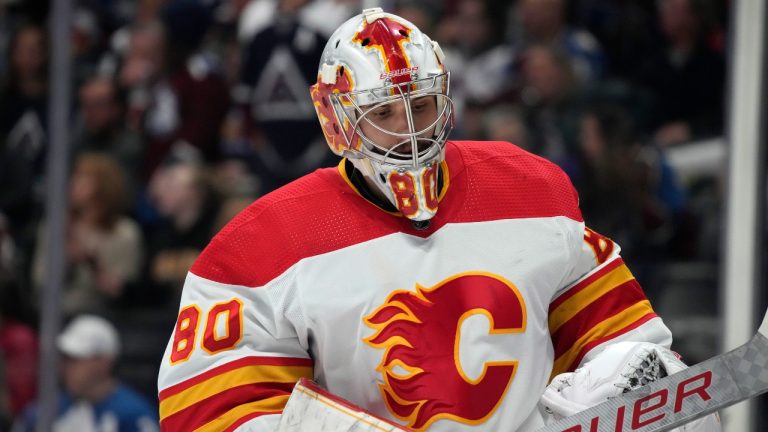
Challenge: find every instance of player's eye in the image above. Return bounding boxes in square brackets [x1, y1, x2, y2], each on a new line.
[370, 107, 391, 119]
[411, 98, 430, 113]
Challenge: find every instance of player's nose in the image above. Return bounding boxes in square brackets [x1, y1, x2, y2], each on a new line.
[391, 107, 410, 133]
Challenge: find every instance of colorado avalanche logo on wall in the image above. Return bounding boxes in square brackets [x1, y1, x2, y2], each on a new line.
[363, 272, 527, 430]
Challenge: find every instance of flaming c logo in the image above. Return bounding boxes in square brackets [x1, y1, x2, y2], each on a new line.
[364, 272, 527, 430]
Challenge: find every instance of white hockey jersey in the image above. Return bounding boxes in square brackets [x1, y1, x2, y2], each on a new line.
[157, 140, 672, 431]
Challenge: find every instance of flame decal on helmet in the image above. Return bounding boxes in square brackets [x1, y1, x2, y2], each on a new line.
[354, 17, 413, 85]
[363, 273, 527, 430]
[310, 66, 361, 154]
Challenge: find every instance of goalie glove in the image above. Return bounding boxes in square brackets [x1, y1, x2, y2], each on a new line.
[540, 342, 721, 431]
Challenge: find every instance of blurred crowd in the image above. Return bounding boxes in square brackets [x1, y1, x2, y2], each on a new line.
[0, 0, 728, 429]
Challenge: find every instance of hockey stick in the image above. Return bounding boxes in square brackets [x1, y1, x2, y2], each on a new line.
[537, 307, 768, 432]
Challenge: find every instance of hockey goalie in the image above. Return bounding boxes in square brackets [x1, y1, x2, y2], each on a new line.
[157, 7, 721, 432]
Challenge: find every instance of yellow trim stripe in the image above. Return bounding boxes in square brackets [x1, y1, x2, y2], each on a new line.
[160, 364, 312, 419]
[192, 394, 290, 432]
[437, 160, 450, 201]
[551, 300, 654, 377]
[548, 264, 635, 333]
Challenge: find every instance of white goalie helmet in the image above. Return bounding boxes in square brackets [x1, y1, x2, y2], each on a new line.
[310, 7, 454, 221]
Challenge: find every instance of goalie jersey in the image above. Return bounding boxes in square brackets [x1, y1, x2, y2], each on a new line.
[157, 140, 672, 431]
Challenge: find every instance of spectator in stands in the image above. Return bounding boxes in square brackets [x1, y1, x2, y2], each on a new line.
[234, 0, 335, 194]
[0, 307, 37, 427]
[0, 23, 47, 138]
[570, 0, 658, 79]
[32, 154, 144, 317]
[482, 105, 531, 150]
[433, 0, 514, 139]
[117, 21, 166, 135]
[575, 102, 688, 265]
[1, 209, 37, 422]
[516, 44, 584, 174]
[12, 315, 158, 432]
[511, 0, 605, 83]
[633, 0, 725, 145]
[74, 76, 144, 198]
[145, 150, 221, 305]
[160, 0, 228, 162]
[243, 0, 357, 40]
[71, 7, 110, 86]
[1, 212, 36, 418]
[394, 1, 438, 36]
[119, 18, 229, 180]
[0, 23, 48, 238]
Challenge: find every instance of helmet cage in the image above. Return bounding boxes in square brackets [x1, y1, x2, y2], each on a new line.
[331, 72, 453, 170]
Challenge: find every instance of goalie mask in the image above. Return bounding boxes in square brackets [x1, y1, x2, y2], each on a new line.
[310, 8, 454, 221]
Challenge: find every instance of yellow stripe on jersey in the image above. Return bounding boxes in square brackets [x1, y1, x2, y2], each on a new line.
[159, 364, 312, 420]
[550, 300, 654, 377]
[548, 264, 635, 333]
[192, 394, 290, 432]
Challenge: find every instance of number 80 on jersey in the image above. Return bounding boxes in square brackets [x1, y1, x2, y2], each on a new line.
[169, 298, 244, 364]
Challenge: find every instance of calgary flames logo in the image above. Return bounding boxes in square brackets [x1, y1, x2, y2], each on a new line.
[364, 272, 527, 430]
